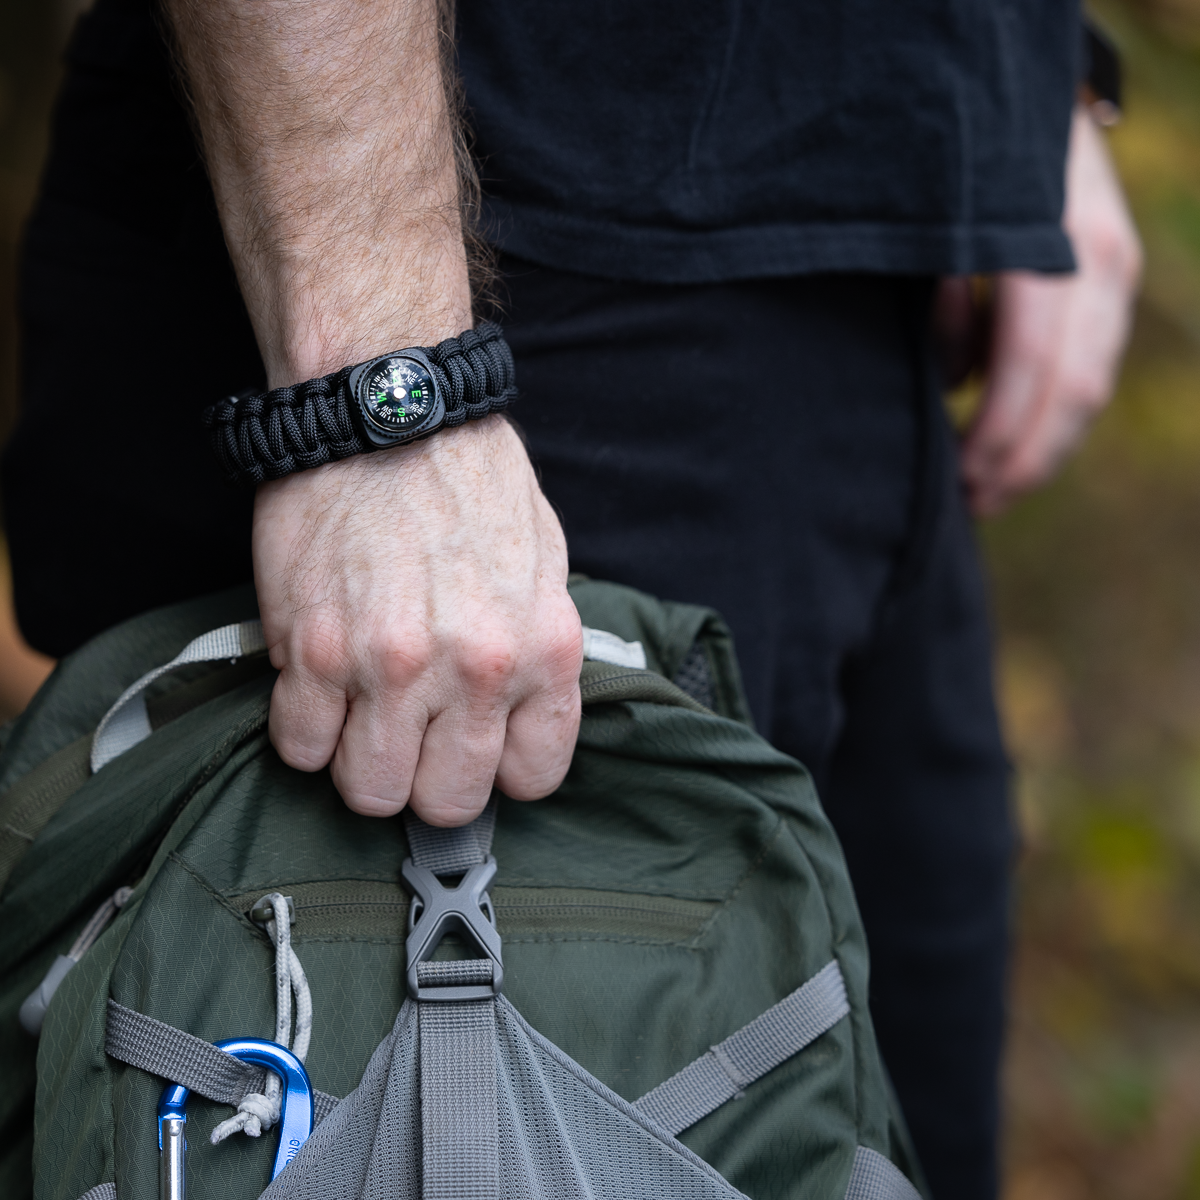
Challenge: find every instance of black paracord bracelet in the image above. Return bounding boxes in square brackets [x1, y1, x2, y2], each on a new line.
[201, 321, 517, 486]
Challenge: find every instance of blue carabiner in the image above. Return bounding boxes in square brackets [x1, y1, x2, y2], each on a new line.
[158, 1037, 314, 1197]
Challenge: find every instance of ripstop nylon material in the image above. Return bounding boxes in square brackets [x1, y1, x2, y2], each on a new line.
[633, 959, 849, 1135]
[90, 620, 265, 771]
[104, 952, 851, 1179]
[0, 732, 91, 894]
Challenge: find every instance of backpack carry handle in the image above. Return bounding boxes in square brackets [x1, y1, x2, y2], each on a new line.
[157, 1037, 314, 1198]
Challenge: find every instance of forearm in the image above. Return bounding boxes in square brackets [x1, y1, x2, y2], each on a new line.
[163, 0, 471, 386]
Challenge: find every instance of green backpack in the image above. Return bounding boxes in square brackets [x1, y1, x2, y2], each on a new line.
[0, 577, 925, 1200]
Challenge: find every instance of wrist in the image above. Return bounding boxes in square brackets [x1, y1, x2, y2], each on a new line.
[253, 238, 472, 388]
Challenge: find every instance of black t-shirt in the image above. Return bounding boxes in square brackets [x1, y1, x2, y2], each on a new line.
[458, 0, 1080, 282]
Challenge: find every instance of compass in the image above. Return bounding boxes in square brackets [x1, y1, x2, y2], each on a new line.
[359, 356, 438, 434]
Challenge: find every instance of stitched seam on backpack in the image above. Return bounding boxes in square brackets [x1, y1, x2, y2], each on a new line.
[117, 701, 272, 921]
[166, 853, 280, 945]
[683, 814, 786, 950]
[778, 813, 865, 1138]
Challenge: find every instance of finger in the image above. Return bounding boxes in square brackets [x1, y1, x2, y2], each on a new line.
[960, 272, 1069, 512]
[269, 663, 349, 773]
[973, 252, 1131, 513]
[982, 324, 1111, 512]
[330, 685, 426, 817]
[494, 607, 583, 801]
[992, 387, 1095, 506]
[494, 679, 581, 802]
[407, 701, 511, 827]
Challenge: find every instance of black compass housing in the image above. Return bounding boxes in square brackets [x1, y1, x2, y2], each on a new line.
[349, 350, 446, 447]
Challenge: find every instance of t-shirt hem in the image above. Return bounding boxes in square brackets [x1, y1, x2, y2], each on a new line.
[481, 199, 1075, 283]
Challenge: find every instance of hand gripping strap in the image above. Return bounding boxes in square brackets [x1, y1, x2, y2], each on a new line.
[403, 799, 496, 877]
[203, 323, 517, 485]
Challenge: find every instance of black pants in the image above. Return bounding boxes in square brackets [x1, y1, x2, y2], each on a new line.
[5, 1, 1013, 1195]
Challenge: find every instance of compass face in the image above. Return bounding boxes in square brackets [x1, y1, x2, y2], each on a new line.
[361, 357, 437, 434]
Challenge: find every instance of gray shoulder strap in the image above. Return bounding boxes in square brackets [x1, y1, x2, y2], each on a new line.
[633, 959, 849, 1136]
[844, 1146, 924, 1200]
[91, 620, 266, 771]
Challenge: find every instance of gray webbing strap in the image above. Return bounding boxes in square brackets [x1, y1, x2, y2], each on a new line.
[418, 980, 500, 1199]
[91, 620, 266, 771]
[406, 812, 501, 1200]
[404, 798, 496, 875]
[76, 1185, 116, 1200]
[633, 959, 849, 1136]
[580, 625, 646, 669]
[844, 1146, 923, 1200]
[105, 999, 340, 1125]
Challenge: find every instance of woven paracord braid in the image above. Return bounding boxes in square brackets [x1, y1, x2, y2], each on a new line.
[201, 321, 517, 485]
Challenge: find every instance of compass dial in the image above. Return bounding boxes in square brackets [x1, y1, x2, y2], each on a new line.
[361, 357, 437, 434]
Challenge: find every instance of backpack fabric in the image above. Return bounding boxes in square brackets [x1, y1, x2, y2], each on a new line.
[0, 577, 925, 1200]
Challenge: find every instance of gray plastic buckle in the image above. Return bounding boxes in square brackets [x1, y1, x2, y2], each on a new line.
[402, 855, 504, 1001]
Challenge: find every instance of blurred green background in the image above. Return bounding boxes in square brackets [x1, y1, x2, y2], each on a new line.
[994, 4, 1200, 1197]
[3, 1, 1200, 1196]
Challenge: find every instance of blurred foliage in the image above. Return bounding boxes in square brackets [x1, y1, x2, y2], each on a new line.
[995, 4, 1200, 1197]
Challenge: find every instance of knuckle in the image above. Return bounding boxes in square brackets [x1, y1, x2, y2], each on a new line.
[498, 736, 575, 802]
[457, 635, 519, 698]
[1088, 219, 1143, 282]
[1086, 219, 1124, 262]
[1007, 457, 1053, 496]
[1009, 322, 1057, 365]
[373, 628, 435, 689]
[289, 616, 351, 682]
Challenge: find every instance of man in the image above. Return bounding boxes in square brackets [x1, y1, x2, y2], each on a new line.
[4, 0, 1140, 1193]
